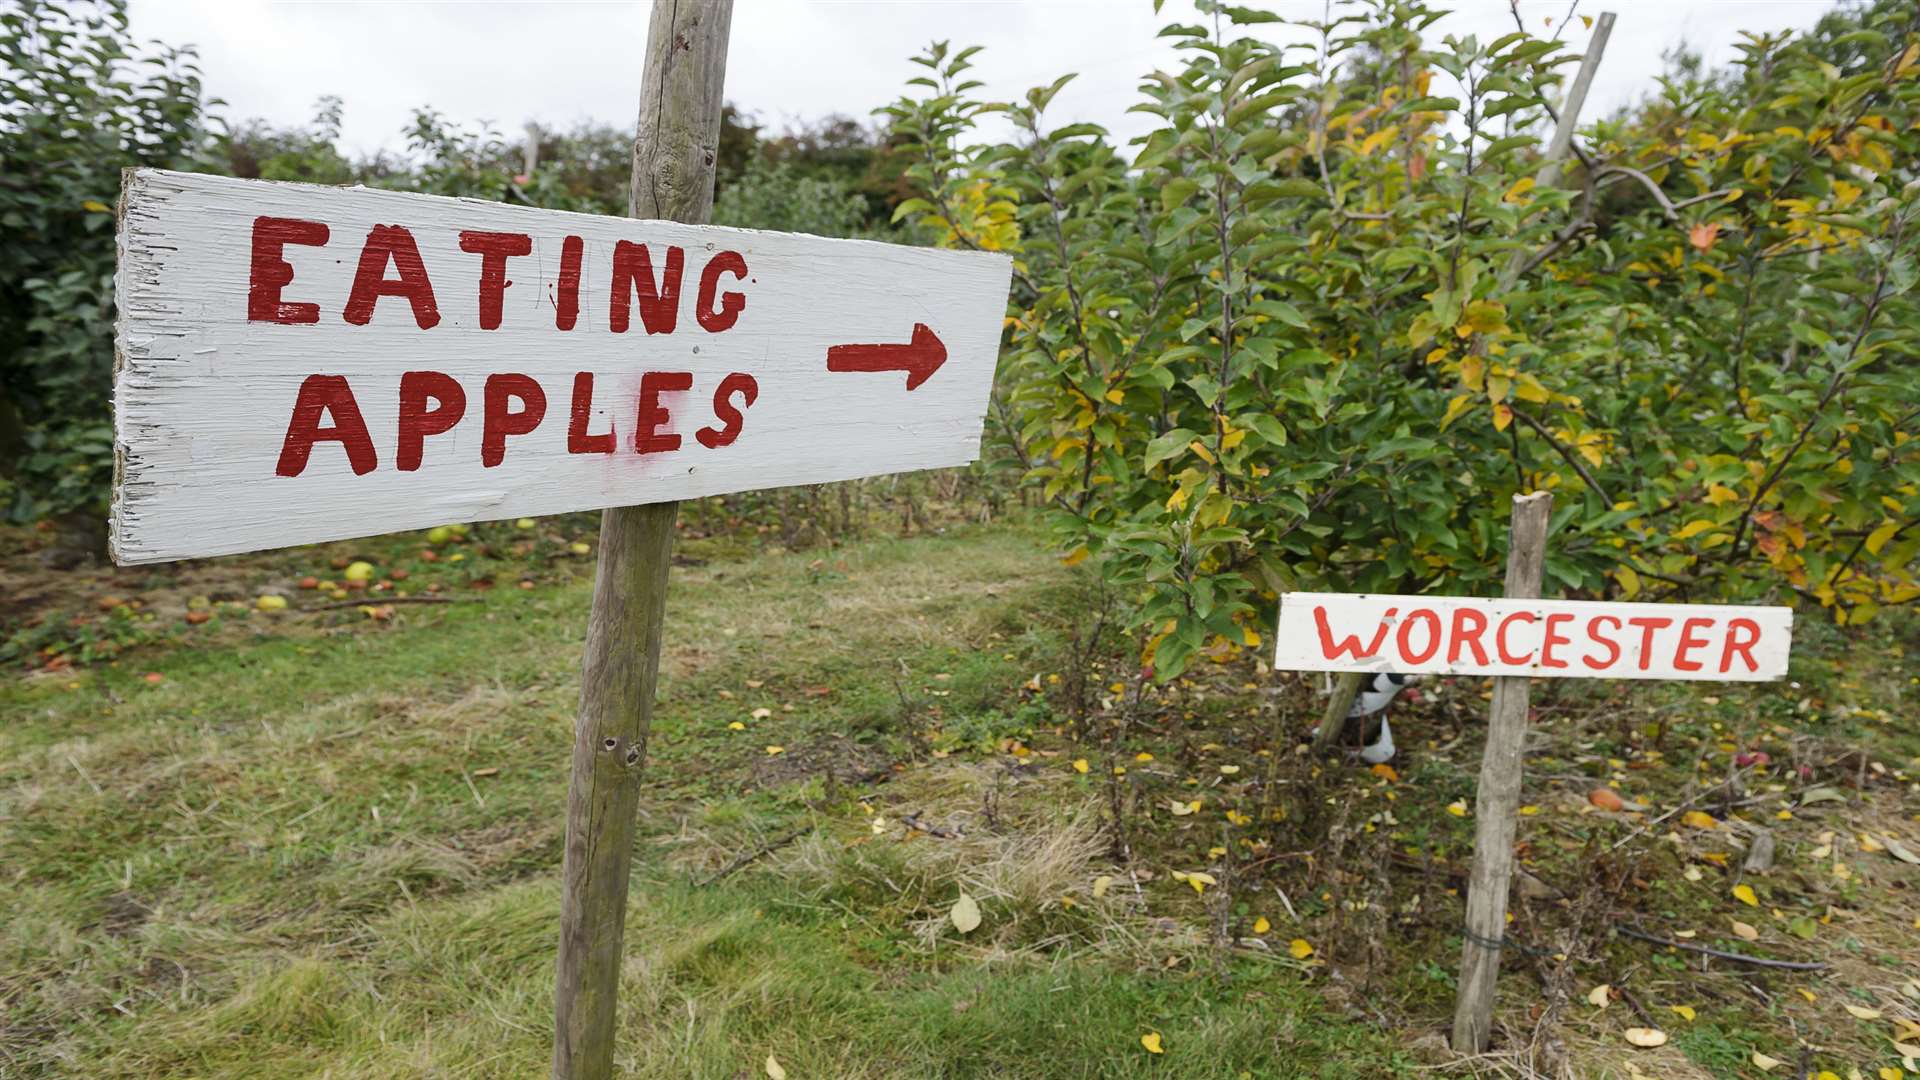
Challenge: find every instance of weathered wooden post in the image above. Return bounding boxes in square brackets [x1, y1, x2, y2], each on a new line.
[1450, 490, 1553, 1053]
[553, 2, 733, 1077]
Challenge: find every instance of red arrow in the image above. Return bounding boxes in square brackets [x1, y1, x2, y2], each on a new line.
[826, 323, 947, 391]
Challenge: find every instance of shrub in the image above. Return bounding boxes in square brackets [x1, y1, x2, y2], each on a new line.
[884, 2, 1920, 678]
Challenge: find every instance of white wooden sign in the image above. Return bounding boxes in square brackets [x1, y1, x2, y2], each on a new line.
[111, 170, 1012, 564]
[1275, 592, 1792, 681]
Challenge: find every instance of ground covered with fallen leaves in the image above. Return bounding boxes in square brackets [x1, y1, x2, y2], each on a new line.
[4, 511, 1917, 1078]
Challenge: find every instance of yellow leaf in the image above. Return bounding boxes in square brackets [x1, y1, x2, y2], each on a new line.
[1797, 988, 1817, 1003]
[1441, 393, 1475, 431]
[1753, 1052, 1784, 1072]
[1447, 800, 1469, 817]
[1587, 984, 1612, 1008]
[1288, 938, 1315, 960]
[1370, 763, 1401, 783]
[1504, 177, 1536, 203]
[1185, 871, 1217, 895]
[1674, 519, 1717, 541]
[1492, 404, 1513, 432]
[1463, 300, 1508, 336]
[1092, 875, 1113, 898]
[950, 891, 982, 934]
[1706, 483, 1741, 505]
[1682, 810, 1719, 830]
[1733, 884, 1759, 907]
[1624, 1028, 1668, 1048]
[1359, 124, 1401, 156]
[727, 721, 745, 730]
[1617, 566, 1642, 598]
[1141, 1032, 1164, 1054]
[1166, 487, 1190, 513]
[1168, 799, 1194, 817]
[1219, 764, 1240, 775]
[1731, 920, 1759, 941]
[1061, 546, 1090, 567]
[1189, 439, 1216, 465]
[1460, 353, 1486, 392]
[1487, 372, 1512, 403]
[1253, 916, 1271, 934]
[1137, 751, 1155, 762]
[1866, 520, 1900, 555]
[1669, 1004, 1697, 1022]
[82, 199, 111, 213]
[1072, 758, 1089, 774]
[1879, 1068, 1903, 1080]
[1845, 1003, 1883, 1020]
[1514, 373, 1551, 403]
[764, 745, 784, 755]
[1105, 388, 1125, 405]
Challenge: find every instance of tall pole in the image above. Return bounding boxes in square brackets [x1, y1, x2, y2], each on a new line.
[553, 3, 733, 1077]
[1451, 490, 1554, 1053]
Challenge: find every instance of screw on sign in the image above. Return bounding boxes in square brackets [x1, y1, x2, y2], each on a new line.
[109, 4, 1010, 1076]
[1270, 491, 1794, 1053]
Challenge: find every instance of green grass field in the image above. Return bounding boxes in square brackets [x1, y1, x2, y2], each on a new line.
[5, 515, 1919, 1078]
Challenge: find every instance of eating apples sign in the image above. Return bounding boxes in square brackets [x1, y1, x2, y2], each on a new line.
[111, 170, 1012, 564]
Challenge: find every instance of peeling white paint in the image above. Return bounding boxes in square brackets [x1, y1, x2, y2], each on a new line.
[113, 170, 1012, 564]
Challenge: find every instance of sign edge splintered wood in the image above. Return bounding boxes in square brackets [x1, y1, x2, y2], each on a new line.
[111, 168, 1013, 565]
[1274, 590, 1793, 682]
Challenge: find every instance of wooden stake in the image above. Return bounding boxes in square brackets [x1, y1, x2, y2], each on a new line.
[553, 3, 733, 1077]
[1531, 12, 1615, 194]
[1311, 671, 1366, 755]
[1450, 490, 1553, 1053]
[1500, 12, 1615, 288]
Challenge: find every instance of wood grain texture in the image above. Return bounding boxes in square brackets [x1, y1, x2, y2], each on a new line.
[1309, 671, 1366, 756]
[554, 3, 729, 1078]
[112, 162, 1009, 566]
[554, 500, 677, 1080]
[1451, 490, 1552, 1054]
[1275, 592, 1791, 681]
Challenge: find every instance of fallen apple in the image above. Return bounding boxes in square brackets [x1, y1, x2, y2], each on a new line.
[426, 526, 454, 545]
[255, 594, 289, 612]
[343, 561, 374, 582]
[569, 541, 592, 555]
[1589, 787, 1626, 812]
[298, 576, 320, 590]
[185, 610, 212, 625]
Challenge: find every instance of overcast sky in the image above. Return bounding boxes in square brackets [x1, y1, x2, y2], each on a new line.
[127, 1, 1842, 160]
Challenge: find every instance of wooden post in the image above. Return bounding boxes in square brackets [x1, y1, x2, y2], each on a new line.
[553, 3, 733, 1078]
[1500, 12, 1615, 287]
[1451, 490, 1554, 1053]
[1311, 671, 1366, 755]
[1530, 12, 1614, 194]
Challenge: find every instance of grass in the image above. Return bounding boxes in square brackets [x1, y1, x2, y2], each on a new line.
[2, 519, 1415, 1077]
[5, 512, 1919, 1078]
